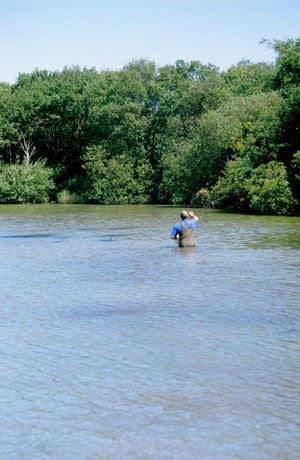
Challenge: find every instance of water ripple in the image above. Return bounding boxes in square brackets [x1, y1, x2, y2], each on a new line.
[0, 205, 299, 459]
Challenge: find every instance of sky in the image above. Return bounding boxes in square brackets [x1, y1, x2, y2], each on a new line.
[1, 0, 299, 84]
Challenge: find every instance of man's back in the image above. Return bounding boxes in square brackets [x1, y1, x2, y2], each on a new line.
[178, 219, 196, 247]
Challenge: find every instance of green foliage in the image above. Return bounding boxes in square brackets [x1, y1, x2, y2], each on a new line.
[0, 160, 54, 203]
[246, 161, 295, 214]
[270, 38, 300, 89]
[212, 160, 295, 215]
[212, 157, 253, 211]
[224, 60, 276, 96]
[82, 145, 153, 204]
[276, 85, 300, 165]
[158, 138, 191, 204]
[181, 91, 282, 201]
[0, 40, 298, 214]
[292, 151, 300, 181]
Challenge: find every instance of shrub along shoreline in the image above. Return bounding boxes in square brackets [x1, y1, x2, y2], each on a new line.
[0, 38, 299, 215]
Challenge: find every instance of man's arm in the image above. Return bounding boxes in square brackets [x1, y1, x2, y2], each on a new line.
[188, 211, 198, 221]
[170, 223, 180, 239]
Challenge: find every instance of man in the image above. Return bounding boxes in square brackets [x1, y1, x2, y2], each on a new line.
[170, 210, 198, 247]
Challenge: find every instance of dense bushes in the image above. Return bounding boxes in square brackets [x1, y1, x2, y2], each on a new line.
[211, 158, 253, 212]
[212, 160, 294, 214]
[246, 162, 295, 214]
[0, 161, 54, 203]
[82, 145, 153, 204]
[0, 38, 299, 214]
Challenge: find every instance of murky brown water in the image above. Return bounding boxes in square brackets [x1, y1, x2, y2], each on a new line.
[1, 204, 299, 459]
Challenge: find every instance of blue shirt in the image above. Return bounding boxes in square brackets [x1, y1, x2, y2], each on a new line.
[171, 218, 197, 238]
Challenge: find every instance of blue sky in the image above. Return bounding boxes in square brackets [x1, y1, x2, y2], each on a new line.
[1, 0, 299, 84]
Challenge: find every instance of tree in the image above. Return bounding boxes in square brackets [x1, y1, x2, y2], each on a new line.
[246, 161, 295, 214]
[0, 46, 298, 213]
[211, 157, 253, 212]
[224, 60, 275, 96]
[270, 38, 300, 89]
[268, 38, 300, 203]
[0, 160, 54, 203]
[82, 145, 153, 204]
[212, 160, 295, 215]
[181, 91, 281, 203]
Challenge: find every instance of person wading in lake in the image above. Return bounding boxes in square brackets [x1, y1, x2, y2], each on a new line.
[170, 210, 198, 247]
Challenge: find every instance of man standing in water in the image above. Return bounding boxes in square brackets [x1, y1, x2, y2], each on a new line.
[170, 210, 198, 247]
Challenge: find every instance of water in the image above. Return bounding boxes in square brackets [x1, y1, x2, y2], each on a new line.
[0, 204, 299, 460]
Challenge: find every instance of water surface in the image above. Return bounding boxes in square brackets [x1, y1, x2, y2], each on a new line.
[1, 205, 299, 459]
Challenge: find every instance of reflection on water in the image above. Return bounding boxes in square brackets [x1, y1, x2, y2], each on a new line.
[0, 204, 299, 459]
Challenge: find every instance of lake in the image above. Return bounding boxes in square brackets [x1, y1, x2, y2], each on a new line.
[0, 204, 299, 459]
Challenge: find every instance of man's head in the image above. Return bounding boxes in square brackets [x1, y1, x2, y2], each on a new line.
[180, 210, 188, 220]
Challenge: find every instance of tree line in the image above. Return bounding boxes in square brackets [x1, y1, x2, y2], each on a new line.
[0, 38, 299, 214]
